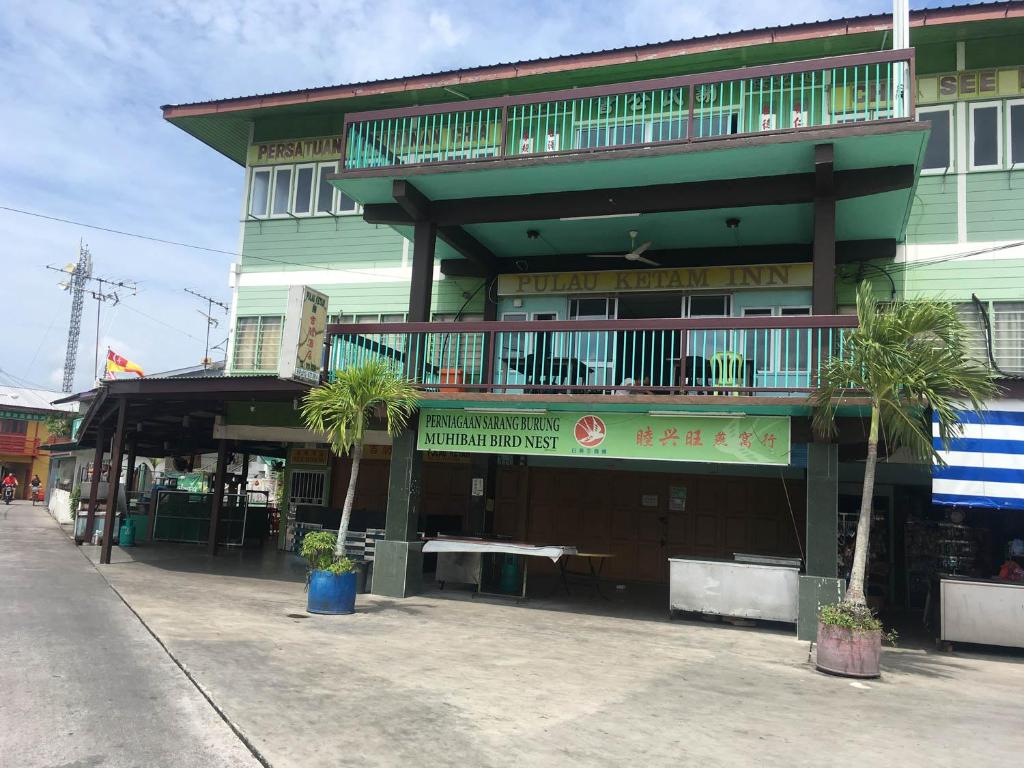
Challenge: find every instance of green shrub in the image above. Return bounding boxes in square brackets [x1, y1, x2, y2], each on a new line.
[819, 602, 898, 645]
[299, 530, 355, 575]
[69, 485, 81, 515]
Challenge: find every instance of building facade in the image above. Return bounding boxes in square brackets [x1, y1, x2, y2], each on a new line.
[160, 4, 1024, 637]
[0, 386, 76, 499]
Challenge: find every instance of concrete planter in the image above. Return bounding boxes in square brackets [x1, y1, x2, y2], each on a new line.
[815, 621, 881, 678]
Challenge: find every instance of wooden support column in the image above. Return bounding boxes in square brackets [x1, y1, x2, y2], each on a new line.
[207, 439, 230, 556]
[100, 399, 128, 565]
[79, 426, 106, 544]
[796, 440, 844, 640]
[408, 219, 437, 322]
[124, 435, 138, 496]
[812, 144, 836, 315]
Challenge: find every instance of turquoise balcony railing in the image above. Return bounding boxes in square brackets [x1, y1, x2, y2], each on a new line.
[342, 49, 913, 171]
[325, 315, 859, 396]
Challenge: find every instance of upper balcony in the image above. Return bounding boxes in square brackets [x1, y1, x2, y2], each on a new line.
[339, 49, 915, 175]
[325, 314, 860, 408]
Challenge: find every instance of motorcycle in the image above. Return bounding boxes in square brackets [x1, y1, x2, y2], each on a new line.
[31, 487, 41, 506]
[2, 486, 14, 505]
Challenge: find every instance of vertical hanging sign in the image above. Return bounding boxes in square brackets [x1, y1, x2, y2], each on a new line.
[278, 285, 328, 385]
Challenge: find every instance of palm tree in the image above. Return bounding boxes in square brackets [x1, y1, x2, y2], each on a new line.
[301, 360, 420, 557]
[812, 282, 997, 607]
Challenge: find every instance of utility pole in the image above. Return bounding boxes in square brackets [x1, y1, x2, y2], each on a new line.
[184, 289, 229, 368]
[49, 254, 138, 386]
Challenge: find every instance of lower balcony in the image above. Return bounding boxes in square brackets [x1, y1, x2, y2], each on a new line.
[325, 316, 858, 400]
[0, 434, 38, 455]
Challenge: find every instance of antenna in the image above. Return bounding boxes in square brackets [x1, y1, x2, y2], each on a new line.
[56, 242, 91, 393]
[48, 248, 138, 386]
[184, 288, 229, 368]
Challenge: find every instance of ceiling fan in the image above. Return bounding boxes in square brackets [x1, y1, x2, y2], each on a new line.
[587, 230, 658, 266]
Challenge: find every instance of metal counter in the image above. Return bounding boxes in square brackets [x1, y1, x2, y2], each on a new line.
[669, 556, 800, 623]
[940, 576, 1024, 649]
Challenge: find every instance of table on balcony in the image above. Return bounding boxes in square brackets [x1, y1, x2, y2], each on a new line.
[502, 354, 593, 391]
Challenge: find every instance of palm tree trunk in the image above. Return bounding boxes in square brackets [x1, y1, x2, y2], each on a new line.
[845, 404, 879, 607]
[335, 441, 362, 558]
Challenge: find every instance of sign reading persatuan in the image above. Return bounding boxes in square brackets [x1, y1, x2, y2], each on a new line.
[417, 409, 791, 465]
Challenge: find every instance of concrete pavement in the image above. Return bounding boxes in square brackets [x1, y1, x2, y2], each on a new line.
[87, 533, 1024, 768]
[0, 501, 261, 768]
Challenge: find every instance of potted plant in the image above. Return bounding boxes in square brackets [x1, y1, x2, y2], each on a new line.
[299, 359, 419, 611]
[811, 282, 996, 677]
[301, 530, 358, 614]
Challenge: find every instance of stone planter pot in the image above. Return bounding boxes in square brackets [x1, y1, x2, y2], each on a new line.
[815, 621, 881, 678]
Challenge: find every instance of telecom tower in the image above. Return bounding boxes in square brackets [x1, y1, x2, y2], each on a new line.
[60, 243, 92, 392]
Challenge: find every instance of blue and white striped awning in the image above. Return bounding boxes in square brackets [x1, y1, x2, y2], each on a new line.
[933, 400, 1024, 510]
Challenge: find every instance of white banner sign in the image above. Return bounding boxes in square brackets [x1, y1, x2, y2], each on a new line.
[278, 285, 328, 385]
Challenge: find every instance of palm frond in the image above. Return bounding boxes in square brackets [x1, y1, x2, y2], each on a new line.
[300, 359, 421, 457]
[814, 282, 997, 459]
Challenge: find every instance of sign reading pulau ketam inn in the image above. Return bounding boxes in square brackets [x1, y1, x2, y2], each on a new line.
[278, 285, 328, 385]
[417, 409, 791, 465]
[497, 263, 811, 296]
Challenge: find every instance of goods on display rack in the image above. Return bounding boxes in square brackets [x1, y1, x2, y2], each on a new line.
[904, 520, 988, 608]
[837, 494, 892, 607]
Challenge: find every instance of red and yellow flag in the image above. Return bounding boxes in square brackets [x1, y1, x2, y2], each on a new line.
[105, 349, 144, 378]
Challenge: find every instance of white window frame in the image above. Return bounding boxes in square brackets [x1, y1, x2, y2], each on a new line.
[248, 166, 272, 218]
[315, 161, 338, 216]
[918, 105, 954, 175]
[336, 189, 361, 216]
[269, 166, 294, 218]
[291, 163, 317, 217]
[1007, 98, 1024, 170]
[969, 100, 1003, 172]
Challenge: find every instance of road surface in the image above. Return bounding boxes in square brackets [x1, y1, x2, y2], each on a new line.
[0, 501, 261, 768]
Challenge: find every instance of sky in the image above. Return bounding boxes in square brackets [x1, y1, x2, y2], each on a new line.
[1, 0, 926, 393]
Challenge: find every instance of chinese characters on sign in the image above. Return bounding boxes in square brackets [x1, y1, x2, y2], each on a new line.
[278, 285, 328, 385]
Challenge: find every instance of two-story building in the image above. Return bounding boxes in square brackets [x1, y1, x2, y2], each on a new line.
[71, 3, 1024, 638]
[0, 386, 76, 500]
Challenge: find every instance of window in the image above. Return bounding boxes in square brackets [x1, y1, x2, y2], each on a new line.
[289, 469, 327, 505]
[918, 106, 953, 173]
[232, 315, 283, 371]
[316, 162, 336, 214]
[249, 168, 271, 217]
[293, 164, 315, 215]
[969, 102, 1002, 171]
[271, 167, 292, 216]
[687, 294, 730, 317]
[1008, 100, 1024, 168]
[955, 303, 989, 367]
[0, 419, 27, 435]
[992, 301, 1024, 375]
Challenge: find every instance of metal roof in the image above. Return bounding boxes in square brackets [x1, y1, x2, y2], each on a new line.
[161, 2, 1023, 117]
[0, 385, 78, 414]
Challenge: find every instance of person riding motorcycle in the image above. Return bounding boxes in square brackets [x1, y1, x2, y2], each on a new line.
[2, 473, 18, 504]
[29, 474, 41, 503]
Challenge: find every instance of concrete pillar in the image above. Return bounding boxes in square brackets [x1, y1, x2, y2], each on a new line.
[798, 441, 844, 640]
[373, 423, 423, 598]
[812, 144, 836, 315]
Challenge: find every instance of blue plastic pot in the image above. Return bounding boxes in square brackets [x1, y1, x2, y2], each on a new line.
[307, 570, 357, 615]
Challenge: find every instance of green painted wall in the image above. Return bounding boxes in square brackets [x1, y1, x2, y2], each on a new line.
[236, 216, 485, 319]
[839, 257, 1024, 305]
[906, 176, 958, 244]
[966, 173, 1024, 241]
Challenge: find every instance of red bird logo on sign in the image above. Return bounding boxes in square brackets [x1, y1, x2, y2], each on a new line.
[574, 415, 606, 448]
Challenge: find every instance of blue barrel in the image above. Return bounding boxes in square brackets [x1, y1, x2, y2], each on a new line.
[307, 570, 357, 615]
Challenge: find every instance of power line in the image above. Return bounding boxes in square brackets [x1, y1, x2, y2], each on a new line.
[0, 203, 411, 282]
[2, 205, 239, 256]
[118, 303, 206, 343]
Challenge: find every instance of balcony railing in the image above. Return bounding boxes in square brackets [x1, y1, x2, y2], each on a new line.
[325, 316, 859, 397]
[341, 49, 913, 172]
[0, 434, 38, 454]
